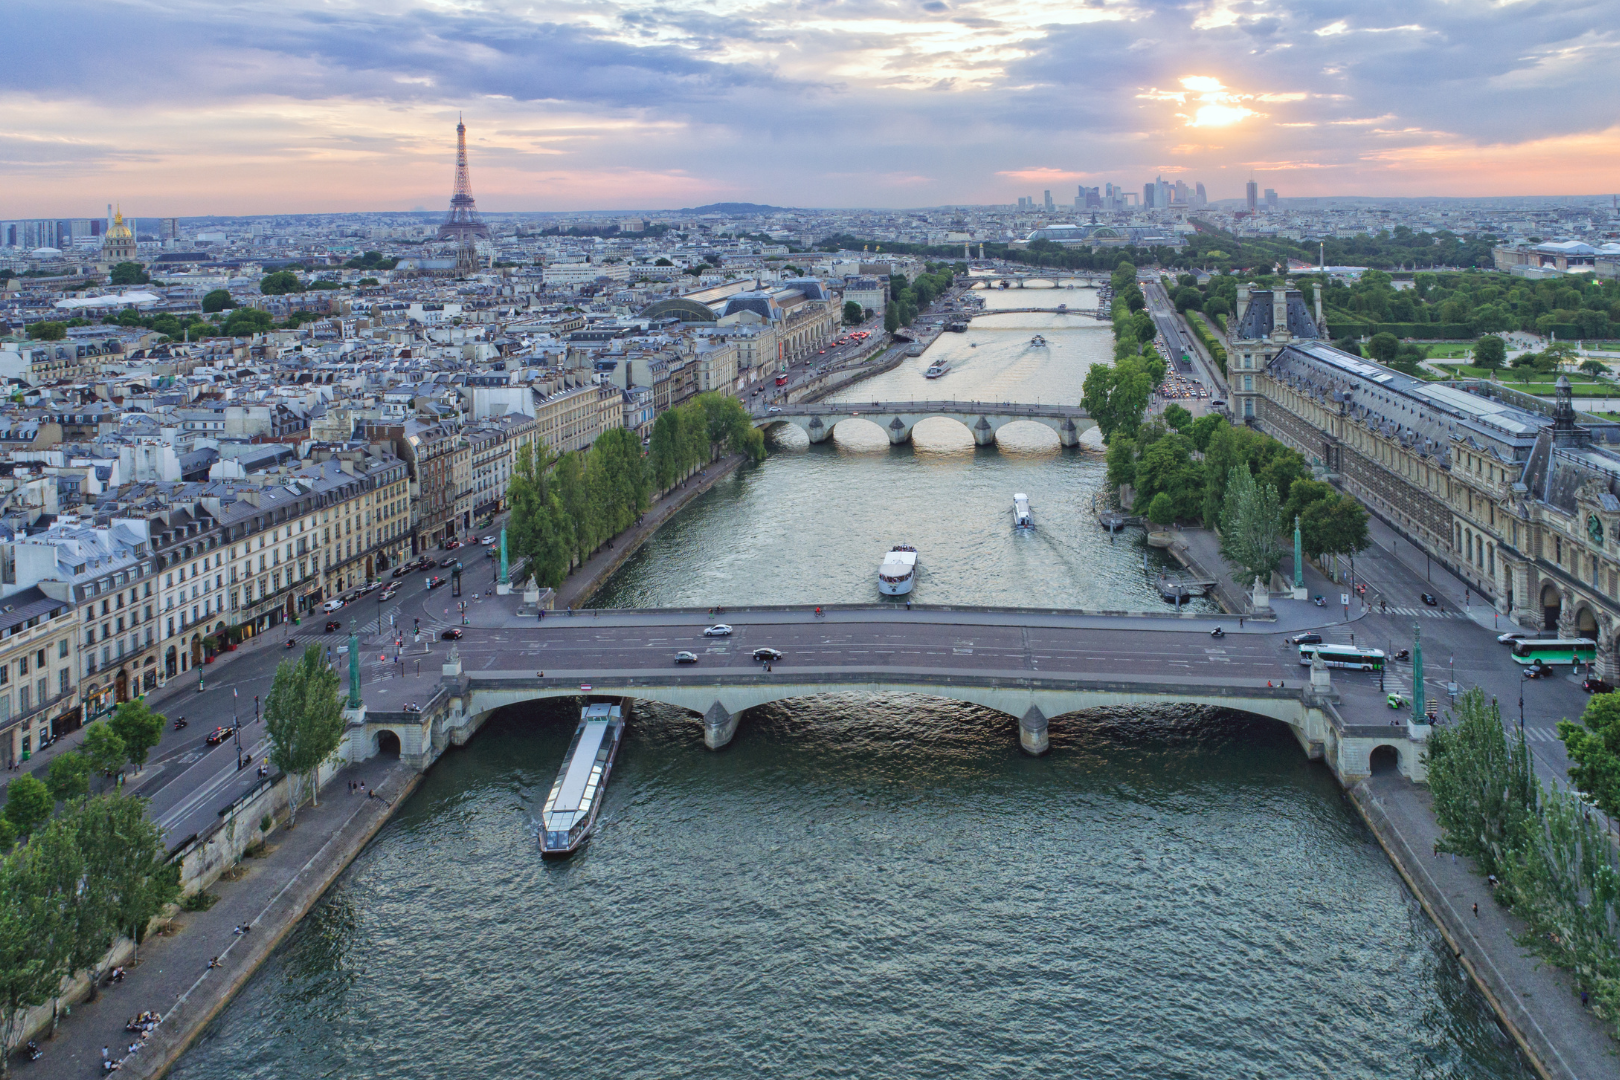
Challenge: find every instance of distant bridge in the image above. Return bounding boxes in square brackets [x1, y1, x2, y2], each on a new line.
[969, 273, 1106, 289]
[964, 307, 1105, 319]
[758, 399, 1095, 448]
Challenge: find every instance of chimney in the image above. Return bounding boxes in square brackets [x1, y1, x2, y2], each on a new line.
[1313, 284, 1323, 330]
[1273, 288, 1288, 339]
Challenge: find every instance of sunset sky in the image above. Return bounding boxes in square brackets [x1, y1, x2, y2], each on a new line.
[2, 0, 1615, 217]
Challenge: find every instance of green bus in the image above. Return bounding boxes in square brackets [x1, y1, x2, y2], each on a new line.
[1510, 639, 1596, 666]
[1298, 644, 1385, 671]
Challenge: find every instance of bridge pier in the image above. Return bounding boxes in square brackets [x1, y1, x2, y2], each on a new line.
[703, 701, 739, 749]
[805, 416, 833, 445]
[971, 417, 997, 447]
[886, 417, 914, 445]
[1058, 419, 1080, 449]
[1019, 705, 1049, 756]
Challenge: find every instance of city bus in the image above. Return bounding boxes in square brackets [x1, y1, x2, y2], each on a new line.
[1298, 644, 1385, 671]
[1510, 639, 1596, 666]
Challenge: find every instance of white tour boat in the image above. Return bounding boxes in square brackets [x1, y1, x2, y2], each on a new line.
[1012, 493, 1034, 529]
[540, 702, 625, 857]
[925, 360, 950, 379]
[878, 545, 919, 596]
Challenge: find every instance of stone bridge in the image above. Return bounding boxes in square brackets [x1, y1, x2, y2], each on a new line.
[965, 307, 1105, 319]
[758, 400, 1096, 448]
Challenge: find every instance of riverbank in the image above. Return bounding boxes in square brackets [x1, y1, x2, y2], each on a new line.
[556, 452, 746, 609]
[23, 755, 418, 1079]
[1350, 773, 1616, 1080]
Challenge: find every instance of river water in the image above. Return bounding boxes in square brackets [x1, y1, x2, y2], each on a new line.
[172, 700, 1531, 1080]
[170, 279, 1534, 1079]
[590, 282, 1214, 612]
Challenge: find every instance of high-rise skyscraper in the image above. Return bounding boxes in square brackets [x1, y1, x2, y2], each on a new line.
[1195, 182, 1207, 207]
[1246, 180, 1258, 212]
[1264, 188, 1278, 211]
[1043, 190, 1054, 211]
[1143, 183, 1155, 209]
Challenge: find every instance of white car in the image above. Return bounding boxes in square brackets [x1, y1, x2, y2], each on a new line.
[1497, 631, 1530, 644]
[703, 624, 733, 637]
[767, 406, 783, 414]
[481, 536, 496, 546]
[321, 598, 345, 613]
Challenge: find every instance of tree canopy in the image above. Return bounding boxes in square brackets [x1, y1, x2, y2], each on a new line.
[264, 645, 345, 824]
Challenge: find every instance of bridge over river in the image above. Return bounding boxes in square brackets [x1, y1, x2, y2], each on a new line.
[963, 307, 1105, 319]
[758, 400, 1096, 447]
[333, 606, 1432, 788]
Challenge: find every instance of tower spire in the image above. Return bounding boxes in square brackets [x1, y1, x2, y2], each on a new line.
[437, 114, 490, 242]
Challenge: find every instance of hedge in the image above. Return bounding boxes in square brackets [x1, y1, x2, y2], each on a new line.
[1324, 321, 1477, 340]
[1188, 312, 1228, 377]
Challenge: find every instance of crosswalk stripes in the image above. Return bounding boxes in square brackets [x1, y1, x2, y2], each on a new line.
[1381, 606, 1459, 619]
[1523, 726, 1564, 744]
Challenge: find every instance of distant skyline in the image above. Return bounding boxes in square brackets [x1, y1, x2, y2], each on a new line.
[3, 0, 1617, 218]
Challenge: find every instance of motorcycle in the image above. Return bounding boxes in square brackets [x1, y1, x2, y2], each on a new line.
[1393, 649, 1411, 662]
[285, 639, 298, 648]
[1386, 693, 1407, 710]
[173, 717, 188, 730]
[1209, 626, 1226, 638]
[1312, 595, 1325, 607]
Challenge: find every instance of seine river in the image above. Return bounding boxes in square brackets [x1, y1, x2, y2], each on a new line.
[171, 280, 1533, 1079]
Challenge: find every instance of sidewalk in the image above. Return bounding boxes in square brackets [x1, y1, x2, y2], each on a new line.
[12, 755, 417, 1079]
[1353, 773, 1616, 1080]
[554, 453, 745, 609]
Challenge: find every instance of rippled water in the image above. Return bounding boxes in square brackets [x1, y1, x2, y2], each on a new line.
[591, 283, 1212, 612]
[172, 700, 1532, 1080]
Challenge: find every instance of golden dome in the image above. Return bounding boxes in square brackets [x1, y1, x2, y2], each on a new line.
[106, 207, 133, 241]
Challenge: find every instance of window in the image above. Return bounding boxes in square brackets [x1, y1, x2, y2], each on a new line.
[58, 669, 69, 695]
[58, 640, 67, 659]
[35, 678, 46, 706]
[19, 684, 30, 711]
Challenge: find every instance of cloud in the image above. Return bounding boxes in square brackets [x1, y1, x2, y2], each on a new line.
[0, 0, 1617, 211]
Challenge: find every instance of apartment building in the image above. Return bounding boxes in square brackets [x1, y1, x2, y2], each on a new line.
[0, 586, 79, 768]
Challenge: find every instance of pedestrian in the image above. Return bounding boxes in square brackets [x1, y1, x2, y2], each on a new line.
[1239, 616, 1244, 628]
[103, 1047, 110, 1063]
[1472, 902, 1478, 918]
[208, 957, 220, 969]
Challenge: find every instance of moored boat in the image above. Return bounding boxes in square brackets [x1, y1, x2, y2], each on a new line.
[878, 545, 918, 596]
[540, 701, 625, 857]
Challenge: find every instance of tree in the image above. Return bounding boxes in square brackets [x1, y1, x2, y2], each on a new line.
[221, 307, 273, 337]
[109, 699, 164, 772]
[1366, 332, 1400, 363]
[1426, 689, 1535, 883]
[1332, 337, 1362, 357]
[264, 646, 345, 826]
[842, 300, 863, 326]
[1145, 492, 1175, 526]
[1162, 404, 1192, 432]
[2, 776, 51, 840]
[1474, 334, 1506, 371]
[1188, 413, 1226, 453]
[82, 794, 175, 964]
[1557, 693, 1620, 823]
[259, 270, 303, 295]
[884, 305, 900, 333]
[108, 262, 149, 286]
[46, 751, 92, 803]
[201, 288, 235, 313]
[1579, 359, 1607, 378]
[1081, 356, 1154, 443]
[80, 722, 126, 776]
[1218, 466, 1285, 584]
[1301, 493, 1369, 562]
[31, 321, 66, 342]
[0, 828, 77, 1075]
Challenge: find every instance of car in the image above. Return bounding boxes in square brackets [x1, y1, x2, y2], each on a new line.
[325, 620, 341, 632]
[205, 726, 233, 746]
[1497, 631, 1529, 644]
[1289, 633, 1323, 646]
[1582, 677, 1614, 694]
[360, 581, 380, 594]
[381, 585, 399, 599]
[391, 565, 411, 578]
[674, 651, 699, 664]
[426, 576, 446, 590]
[440, 556, 459, 567]
[767, 405, 783, 414]
[704, 624, 733, 636]
[321, 598, 344, 613]
[1523, 661, 1553, 679]
[481, 536, 496, 546]
[752, 647, 783, 662]
[1420, 593, 1439, 606]
[441, 628, 463, 640]
[445, 539, 461, 550]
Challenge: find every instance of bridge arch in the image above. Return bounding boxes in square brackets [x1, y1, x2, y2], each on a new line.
[758, 405, 1095, 450]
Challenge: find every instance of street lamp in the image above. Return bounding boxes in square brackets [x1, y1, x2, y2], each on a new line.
[232, 687, 244, 770]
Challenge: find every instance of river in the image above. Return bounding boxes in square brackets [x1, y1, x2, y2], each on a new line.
[589, 282, 1214, 612]
[171, 700, 1531, 1080]
[168, 280, 1534, 1079]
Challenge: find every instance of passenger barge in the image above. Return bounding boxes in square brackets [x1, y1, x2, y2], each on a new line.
[540, 701, 625, 857]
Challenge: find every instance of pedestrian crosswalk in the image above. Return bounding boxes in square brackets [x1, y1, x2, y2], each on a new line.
[1522, 725, 1566, 745]
[1380, 606, 1461, 619]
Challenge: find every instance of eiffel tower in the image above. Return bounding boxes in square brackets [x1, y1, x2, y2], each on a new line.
[437, 114, 491, 242]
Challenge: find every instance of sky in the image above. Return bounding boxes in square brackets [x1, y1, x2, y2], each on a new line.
[2, 0, 1616, 217]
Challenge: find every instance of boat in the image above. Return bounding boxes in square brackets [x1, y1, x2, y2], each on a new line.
[540, 701, 625, 857]
[1030, 335, 1047, 347]
[1012, 493, 1034, 529]
[925, 360, 950, 379]
[878, 545, 918, 596]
